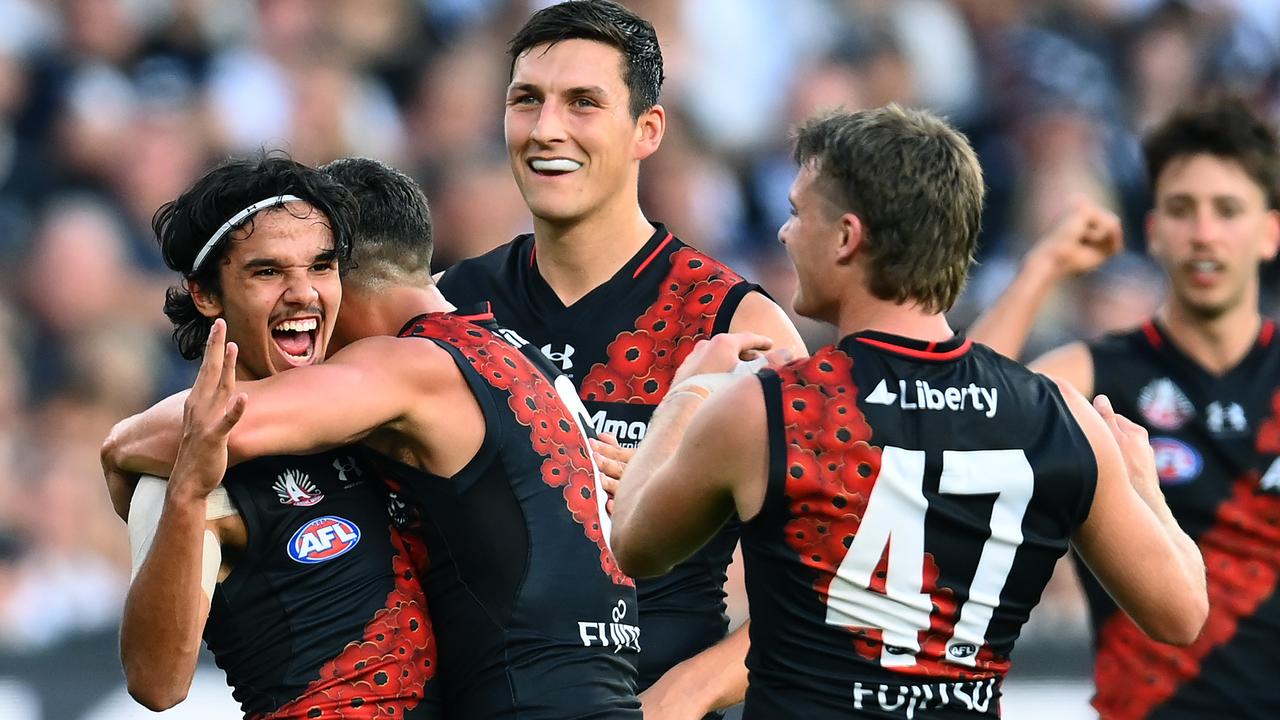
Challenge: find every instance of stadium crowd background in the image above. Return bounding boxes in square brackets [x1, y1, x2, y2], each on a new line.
[0, 0, 1277, 717]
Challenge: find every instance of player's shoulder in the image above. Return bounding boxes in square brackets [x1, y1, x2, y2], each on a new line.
[767, 343, 854, 386]
[1086, 322, 1150, 357]
[663, 237, 748, 283]
[970, 342, 1064, 394]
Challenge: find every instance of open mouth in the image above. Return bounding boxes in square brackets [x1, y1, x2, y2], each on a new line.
[271, 317, 319, 364]
[1186, 259, 1224, 286]
[528, 158, 583, 177]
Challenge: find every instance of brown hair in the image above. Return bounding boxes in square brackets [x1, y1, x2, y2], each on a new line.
[1143, 96, 1280, 209]
[794, 105, 985, 313]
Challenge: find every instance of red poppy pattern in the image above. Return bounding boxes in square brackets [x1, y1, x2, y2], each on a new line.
[256, 529, 436, 720]
[1255, 388, 1280, 455]
[1092, 470, 1280, 719]
[776, 347, 1008, 680]
[581, 248, 746, 403]
[401, 314, 630, 587]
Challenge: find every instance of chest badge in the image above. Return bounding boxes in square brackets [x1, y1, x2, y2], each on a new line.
[1137, 378, 1195, 431]
[288, 516, 361, 564]
[1151, 437, 1202, 485]
[274, 469, 324, 507]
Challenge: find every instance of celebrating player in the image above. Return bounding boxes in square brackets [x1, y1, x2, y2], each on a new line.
[980, 97, 1280, 719]
[105, 157, 641, 719]
[610, 106, 1208, 719]
[108, 156, 439, 718]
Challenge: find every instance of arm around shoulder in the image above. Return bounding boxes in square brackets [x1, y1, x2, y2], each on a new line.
[224, 335, 447, 462]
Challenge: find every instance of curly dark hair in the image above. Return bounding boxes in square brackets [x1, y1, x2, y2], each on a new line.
[153, 154, 355, 360]
[319, 157, 433, 285]
[1144, 96, 1279, 210]
[508, 0, 664, 119]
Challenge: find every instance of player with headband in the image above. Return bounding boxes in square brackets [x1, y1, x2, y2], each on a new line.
[106, 155, 440, 719]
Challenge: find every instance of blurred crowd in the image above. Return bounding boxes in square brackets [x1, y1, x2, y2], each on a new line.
[0, 0, 1277, 657]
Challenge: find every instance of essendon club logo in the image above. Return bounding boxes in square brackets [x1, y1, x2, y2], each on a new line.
[1137, 378, 1195, 431]
[274, 469, 324, 507]
[287, 516, 361, 564]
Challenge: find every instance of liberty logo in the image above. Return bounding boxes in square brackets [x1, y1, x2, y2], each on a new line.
[865, 379, 998, 418]
[333, 456, 362, 486]
[274, 469, 324, 507]
[541, 343, 576, 371]
[866, 380, 898, 405]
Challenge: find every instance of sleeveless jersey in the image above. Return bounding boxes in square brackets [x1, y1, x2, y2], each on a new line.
[204, 449, 439, 719]
[438, 223, 763, 690]
[1084, 319, 1280, 719]
[375, 310, 642, 720]
[744, 332, 1097, 719]
[440, 222, 757, 681]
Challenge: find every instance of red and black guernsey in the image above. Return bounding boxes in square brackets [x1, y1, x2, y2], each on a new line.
[378, 310, 641, 720]
[437, 223, 763, 691]
[204, 449, 439, 720]
[744, 332, 1097, 719]
[1083, 319, 1280, 720]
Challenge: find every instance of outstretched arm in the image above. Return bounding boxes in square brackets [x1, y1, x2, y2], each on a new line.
[1066, 387, 1207, 645]
[968, 197, 1122, 359]
[121, 320, 246, 711]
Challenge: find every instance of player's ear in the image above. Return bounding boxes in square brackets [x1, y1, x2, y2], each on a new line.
[189, 280, 223, 318]
[634, 103, 665, 161]
[834, 212, 865, 265]
[1259, 209, 1280, 262]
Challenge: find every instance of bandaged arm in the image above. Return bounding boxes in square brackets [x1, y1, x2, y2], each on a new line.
[121, 475, 237, 711]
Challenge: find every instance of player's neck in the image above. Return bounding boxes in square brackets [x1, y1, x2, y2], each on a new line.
[531, 204, 655, 306]
[834, 295, 956, 344]
[346, 284, 456, 338]
[1156, 299, 1262, 376]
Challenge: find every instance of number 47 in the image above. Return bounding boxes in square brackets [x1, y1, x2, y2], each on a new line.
[825, 447, 1034, 668]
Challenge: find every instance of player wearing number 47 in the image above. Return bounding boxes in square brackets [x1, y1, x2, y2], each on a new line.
[611, 106, 1209, 719]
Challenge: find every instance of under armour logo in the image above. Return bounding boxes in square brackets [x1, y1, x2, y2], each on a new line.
[333, 456, 362, 485]
[541, 343, 575, 371]
[1207, 401, 1247, 434]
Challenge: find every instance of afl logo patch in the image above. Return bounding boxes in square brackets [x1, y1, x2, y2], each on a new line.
[1151, 437, 1201, 485]
[288, 516, 361, 564]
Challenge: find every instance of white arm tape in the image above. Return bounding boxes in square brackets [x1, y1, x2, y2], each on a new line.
[127, 475, 234, 600]
[669, 357, 771, 398]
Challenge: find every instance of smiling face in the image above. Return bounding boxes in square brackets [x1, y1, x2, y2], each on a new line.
[192, 202, 341, 380]
[505, 39, 658, 227]
[1147, 153, 1280, 320]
